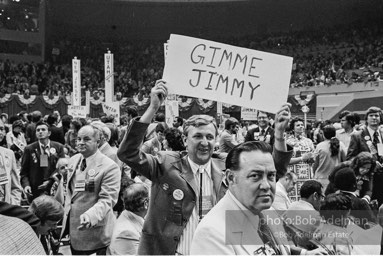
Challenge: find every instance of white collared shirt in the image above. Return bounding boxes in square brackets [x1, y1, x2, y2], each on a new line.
[272, 181, 292, 212]
[176, 157, 215, 255]
[38, 140, 51, 155]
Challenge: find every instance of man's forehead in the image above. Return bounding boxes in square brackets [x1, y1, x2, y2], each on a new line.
[78, 127, 94, 136]
[188, 123, 216, 134]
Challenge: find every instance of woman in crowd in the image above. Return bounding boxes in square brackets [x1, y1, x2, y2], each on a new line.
[64, 119, 82, 157]
[313, 125, 347, 190]
[350, 151, 376, 201]
[286, 117, 316, 180]
[6, 119, 26, 166]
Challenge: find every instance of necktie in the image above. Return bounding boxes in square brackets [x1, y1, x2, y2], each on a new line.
[260, 129, 265, 136]
[373, 131, 380, 147]
[258, 212, 281, 254]
[81, 159, 87, 172]
[199, 169, 203, 221]
[42, 145, 49, 155]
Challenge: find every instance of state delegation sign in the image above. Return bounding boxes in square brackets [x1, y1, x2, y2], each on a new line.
[163, 34, 293, 113]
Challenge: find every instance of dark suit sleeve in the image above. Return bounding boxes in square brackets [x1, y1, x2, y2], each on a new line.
[346, 133, 360, 160]
[0, 201, 41, 232]
[20, 146, 31, 188]
[57, 143, 65, 158]
[244, 129, 253, 142]
[117, 119, 160, 181]
[273, 145, 294, 180]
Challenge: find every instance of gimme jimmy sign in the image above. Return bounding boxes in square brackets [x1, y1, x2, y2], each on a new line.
[163, 34, 293, 114]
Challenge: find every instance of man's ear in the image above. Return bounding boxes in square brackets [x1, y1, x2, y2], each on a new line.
[182, 134, 187, 147]
[225, 169, 235, 184]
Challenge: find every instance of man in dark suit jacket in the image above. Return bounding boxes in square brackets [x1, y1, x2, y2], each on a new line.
[20, 121, 65, 200]
[118, 80, 293, 255]
[245, 111, 275, 148]
[334, 166, 376, 228]
[347, 106, 383, 205]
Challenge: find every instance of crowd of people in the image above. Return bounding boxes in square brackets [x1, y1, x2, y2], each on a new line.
[1, 80, 383, 255]
[1, 23, 383, 99]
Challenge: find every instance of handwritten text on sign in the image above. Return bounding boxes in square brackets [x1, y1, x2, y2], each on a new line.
[102, 102, 120, 125]
[68, 105, 87, 118]
[72, 58, 81, 106]
[163, 34, 293, 113]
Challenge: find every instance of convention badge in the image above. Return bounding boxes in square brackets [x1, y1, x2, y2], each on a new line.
[367, 140, 373, 147]
[265, 134, 271, 143]
[378, 143, 383, 156]
[259, 135, 265, 141]
[253, 132, 260, 140]
[201, 195, 214, 217]
[50, 148, 56, 155]
[74, 180, 86, 192]
[162, 183, 169, 191]
[40, 154, 48, 167]
[153, 147, 159, 153]
[365, 136, 371, 141]
[173, 189, 184, 200]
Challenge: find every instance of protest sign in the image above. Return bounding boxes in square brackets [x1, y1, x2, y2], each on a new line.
[241, 107, 258, 120]
[72, 57, 81, 106]
[165, 100, 179, 127]
[68, 105, 87, 118]
[85, 90, 90, 113]
[105, 51, 114, 103]
[102, 102, 120, 125]
[163, 34, 293, 113]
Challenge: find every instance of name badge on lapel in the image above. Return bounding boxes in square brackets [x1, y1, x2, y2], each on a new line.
[40, 155, 48, 167]
[74, 172, 86, 192]
[87, 169, 96, 192]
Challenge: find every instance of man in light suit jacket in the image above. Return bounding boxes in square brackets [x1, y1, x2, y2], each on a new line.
[118, 80, 294, 255]
[347, 106, 383, 205]
[108, 183, 149, 255]
[20, 121, 65, 200]
[272, 172, 297, 213]
[61, 125, 121, 255]
[191, 140, 325, 255]
[0, 119, 22, 205]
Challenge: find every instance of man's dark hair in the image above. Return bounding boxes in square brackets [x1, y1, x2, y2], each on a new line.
[125, 106, 138, 118]
[46, 114, 58, 126]
[300, 180, 323, 199]
[105, 122, 119, 147]
[257, 111, 270, 119]
[334, 167, 357, 192]
[226, 141, 271, 171]
[71, 119, 83, 132]
[9, 115, 20, 125]
[35, 120, 51, 132]
[289, 117, 304, 131]
[155, 113, 165, 122]
[123, 183, 149, 213]
[339, 110, 351, 120]
[225, 117, 238, 130]
[320, 193, 352, 222]
[164, 127, 185, 151]
[32, 111, 42, 123]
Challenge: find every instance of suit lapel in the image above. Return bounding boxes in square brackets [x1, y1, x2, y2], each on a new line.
[172, 156, 199, 197]
[211, 160, 225, 195]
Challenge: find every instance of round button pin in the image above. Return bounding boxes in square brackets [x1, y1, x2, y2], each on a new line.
[88, 169, 96, 176]
[173, 189, 184, 200]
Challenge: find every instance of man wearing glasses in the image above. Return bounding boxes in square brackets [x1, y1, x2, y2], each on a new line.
[118, 80, 293, 255]
[244, 111, 275, 149]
